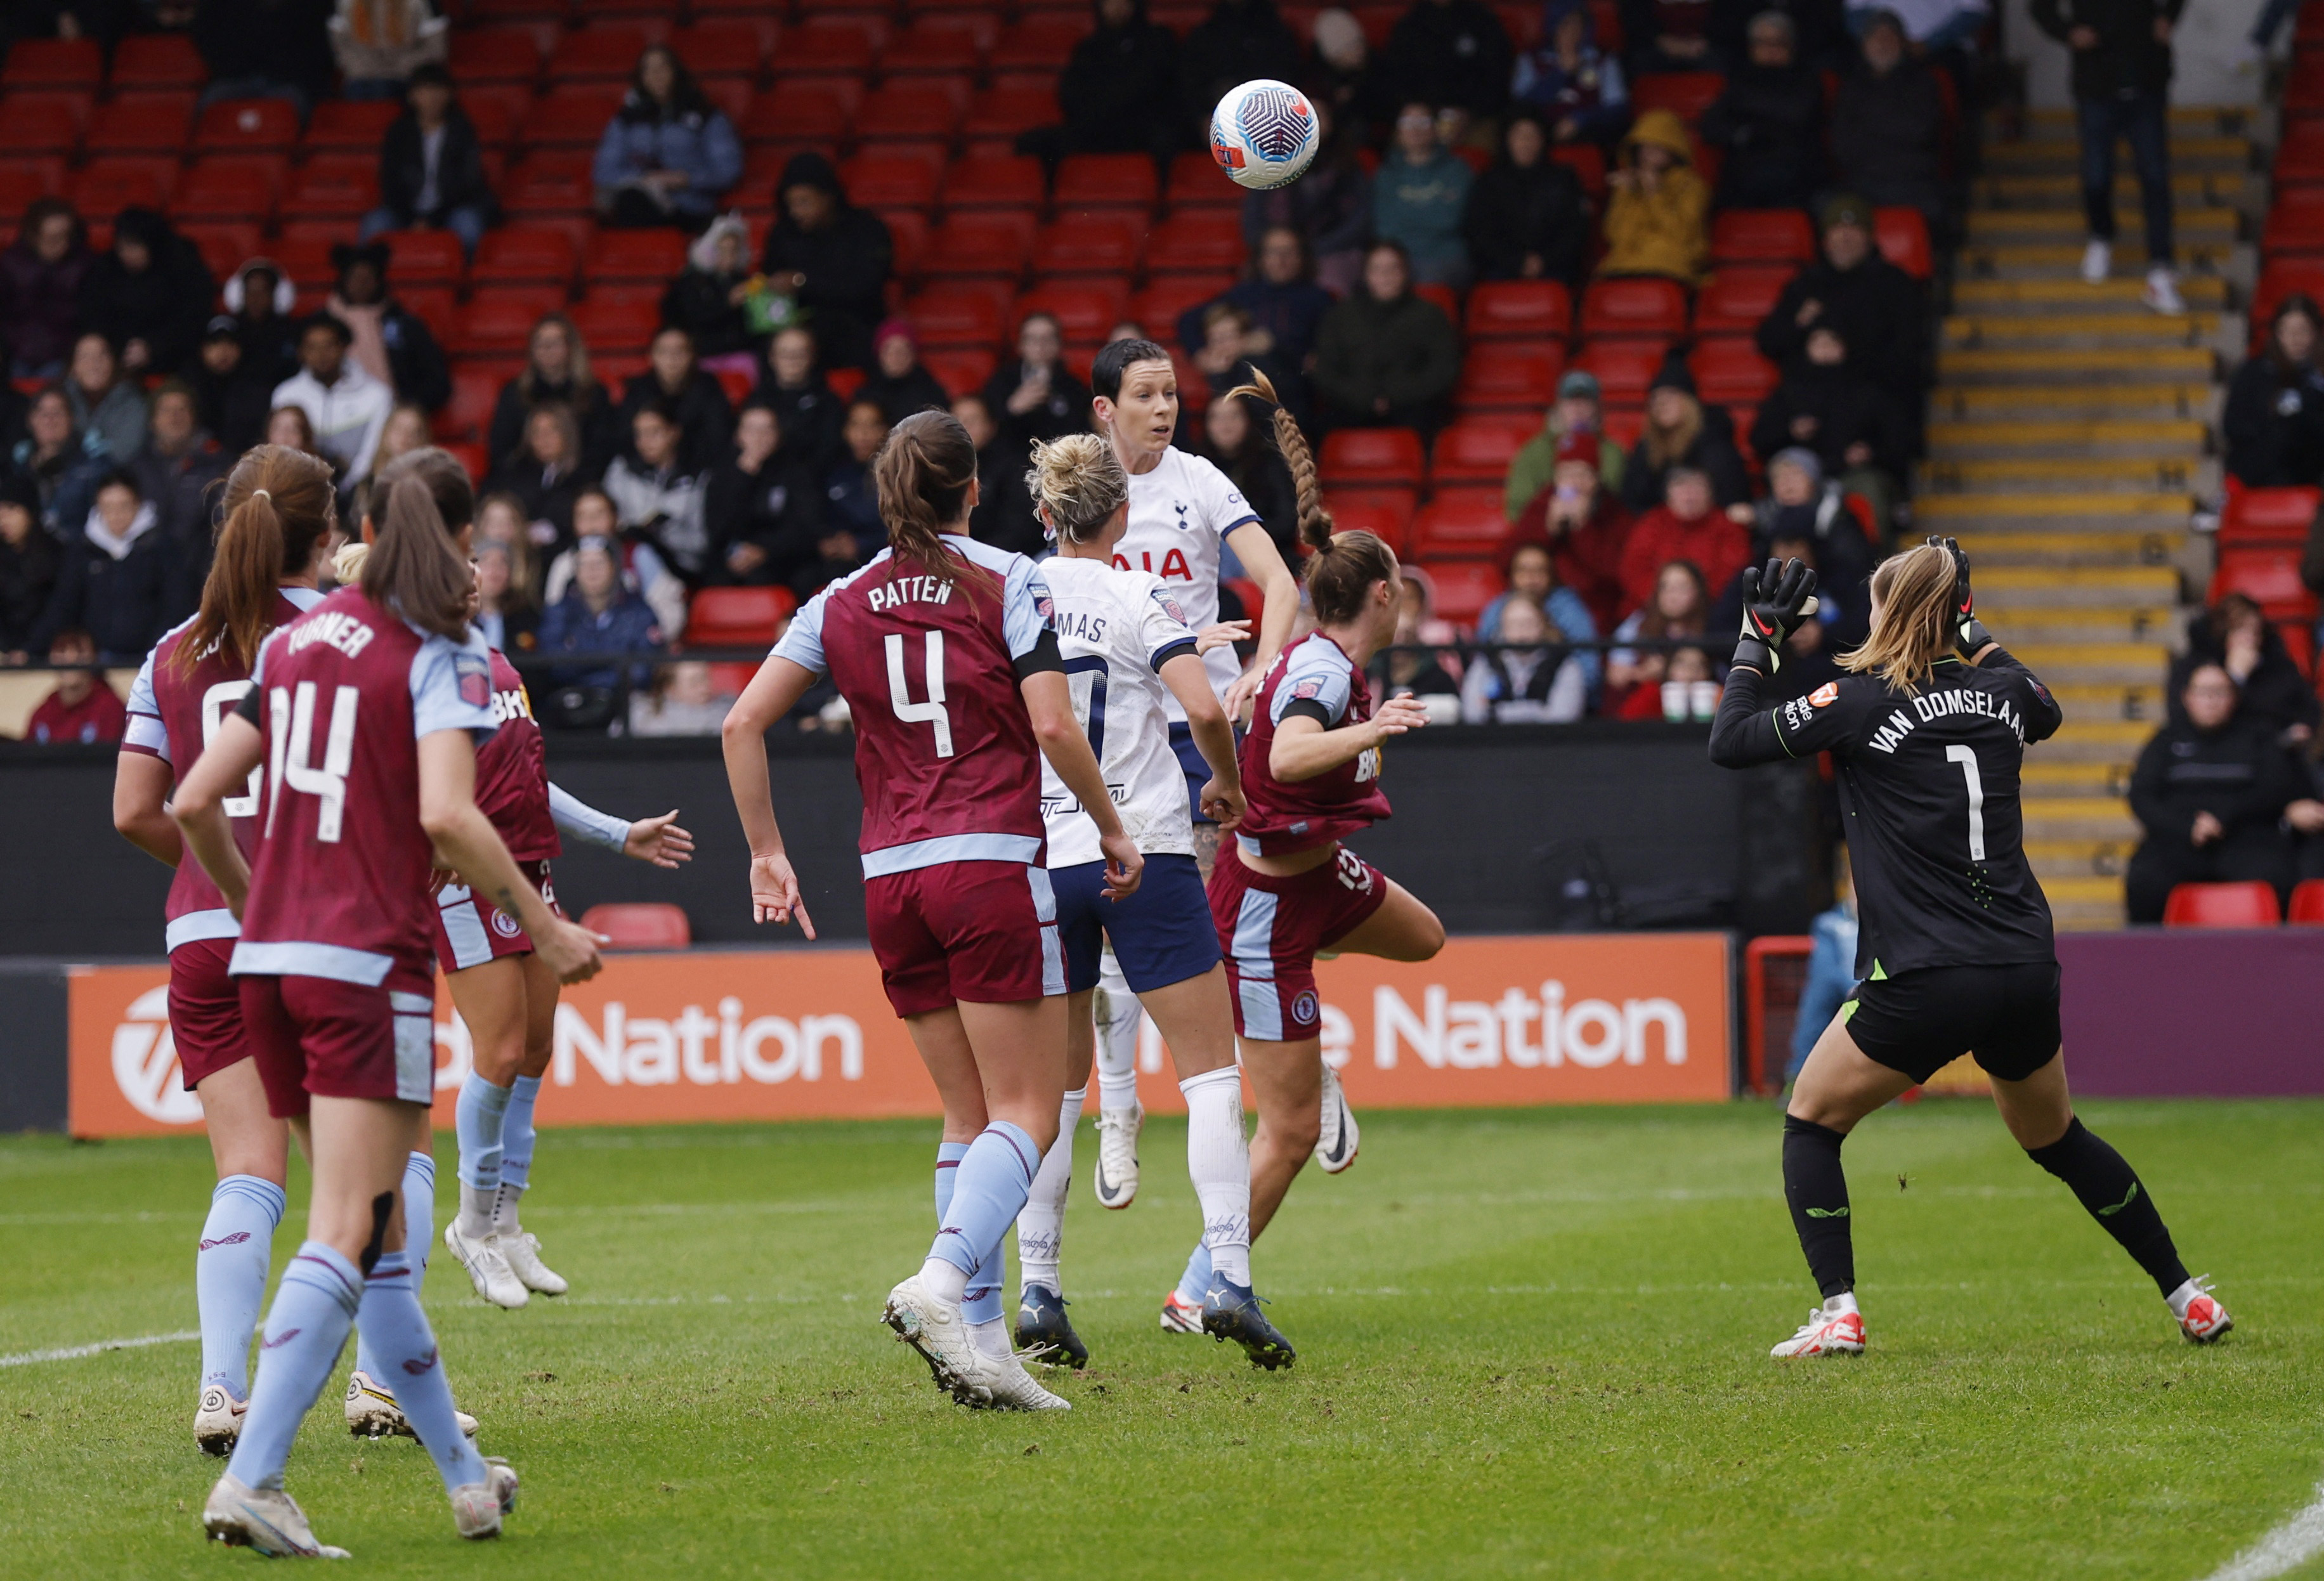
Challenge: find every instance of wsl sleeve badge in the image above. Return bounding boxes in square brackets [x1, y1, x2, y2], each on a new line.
[1210, 80, 1321, 191]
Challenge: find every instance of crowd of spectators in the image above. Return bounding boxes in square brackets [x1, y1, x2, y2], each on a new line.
[0, 0, 1975, 741]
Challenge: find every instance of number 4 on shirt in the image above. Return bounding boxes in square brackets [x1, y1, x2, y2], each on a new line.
[886, 632, 954, 758]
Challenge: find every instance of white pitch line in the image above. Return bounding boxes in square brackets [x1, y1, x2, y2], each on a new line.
[0, 1331, 199, 1369]
[2200, 1485, 2324, 1581]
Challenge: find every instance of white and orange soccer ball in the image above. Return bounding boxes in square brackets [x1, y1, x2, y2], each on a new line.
[1209, 79, 1321, 191]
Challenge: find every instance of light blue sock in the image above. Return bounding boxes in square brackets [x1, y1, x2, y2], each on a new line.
[931, 1142, 1004, 1325]
[925, 1122, 1038, 1306]
[356, 1251, 488, 1494]
[357, 1151, 436, 1384]
[1175, 1242, 1214, 1307]
[500, 1075, 542, 1191]
[227, 1242, 363, 1490]
[196, 1174, 285, 1400]
[455, 1074, 511, 1190]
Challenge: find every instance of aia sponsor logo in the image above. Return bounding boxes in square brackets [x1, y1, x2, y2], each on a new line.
[262, 1329, 301, 1350]
[199, 1231, 252, 1251]
[401, 1348, 440, 1377]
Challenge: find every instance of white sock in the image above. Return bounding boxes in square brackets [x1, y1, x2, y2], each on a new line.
[1093, 951, 1143, 1112]
[1180, 1066, 1253, 1288]
[968, 1316, 1012, 1360]
[920, 1257, 969, 1306]
[1016, 1086, 1083, 1294]
[458, 1183, 498, 1240]
[1824, 1290, 1860, 1318]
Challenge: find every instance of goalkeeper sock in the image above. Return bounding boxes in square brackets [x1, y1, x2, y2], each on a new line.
[2026, 1117, 2190, 1298]
[1782, 1115, 1855, 1299]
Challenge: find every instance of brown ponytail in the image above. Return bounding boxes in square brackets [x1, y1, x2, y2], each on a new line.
[360, 473, 473, 641]
[1224, 368, 1399, 627]
[173, 445, 336, 675]
[872, 409, 988, 590]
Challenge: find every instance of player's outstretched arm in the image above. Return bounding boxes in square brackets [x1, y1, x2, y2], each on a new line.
[420, 730, 605, 984]
[114, 750, 181, 867]
[1023, 667, 1144, 898]
[721, 655, 820, 935]
[1706, 659, 1786, 769]
[169, 711, 267, 914]
[1160, 650, 1246, 830]
[547, 782, 695, 868]
[1270, 695, 1430, 783]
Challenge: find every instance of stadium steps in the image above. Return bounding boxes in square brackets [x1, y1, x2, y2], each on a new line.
[1925, 110, 2251, 925]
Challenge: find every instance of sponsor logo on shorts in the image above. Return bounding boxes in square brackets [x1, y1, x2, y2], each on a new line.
[400, 1347, 440, 1377]
[1293, 990, 1319, 1025]
[200, 1232, 252, 1251]
[490, 908, 523, 939]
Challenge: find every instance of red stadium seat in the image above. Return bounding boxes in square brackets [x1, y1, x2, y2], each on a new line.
[1550, 141, 1607, 200]
[450, 25, 547, 84]
[0, 97, 81, 158]
[173, 157, 287, 224]
[1574, 341, 1669, 406]
[268, 234, 341, 297]
[178, 222, 261, 284]
[84, 94, 195, 157]
[108, 32, 207, 93]
[1016, 282, 1129, 345]
[0, 160, 65, 214]
[1694, 266, 1795, 337]
[1326, 500, 1415, 552]
[2254, 260, 2324, 337]
[457, 289, 565, 356]
[579, 903, 693, 950]
[671, 20, 777, 79]
[302, 99, 401, 156]
[1033, 215, 1144, 276]
[1, 37, 101, 93]
[1466, 280, 1573, 342]
[1581, 278, 1688, 341]
[1430, 418, 1537, 487]
[1421, 559, 1505, 625]
[1133, 274, 1234, 334]
[473, 225, 579, 288]
[70, 157, 176, 216]
[1323, 484, 1421, 524]
[776, 16, 886, 77]
[1320, 427, 1425, 488]
[856, 79, 969, 145]
[282, 155, 379, 221]
[1456, 344, 1561, 413]
[904, 283, 1014, 348]
[991, 16, 1088, 72]
[195, 98, 300, 155]
[1147, 211, 1246, 275]
[1054, 153, 1158, 212]
[1711, 209, 1816, 265]
[2221, 486, 2321, 547]
[2278, 118, 2324, 186]
[885, 16, 999, 74]
[549, 23, 660, 82]
[568, 294, 662, 348]
[923, 348, 997, 400]
[460, 85, 532, 153]
[397, 287, 457, 341]
[2214, 547, 2318, 620]
[2289, 880, 2324, 924]
[2264, 188, 2324, 257]
[962, 82, 1056, 148]
[1688, 339, 1779, 405]
[1414, 282, 1463, 326]
[1873, 207, 1933, 280]
[592, 228, 689, 284]
[686, 585, 797, 646]
[502, 152, 596, 216]
[921, 212, 1036, 282]
[1165, 150, 1240, 211]
[842, 149, 944, 211]
[742, 83, 859, 148]
[442, 370, 504, 440]
[1630, 70, 1724, 123]
[525, 86, 629, 150]
[943, 152, 1045, 211]
[2162, 882, 2282, 928]
[378, 228, 467, 289]
[1409, 493, 1514, 558]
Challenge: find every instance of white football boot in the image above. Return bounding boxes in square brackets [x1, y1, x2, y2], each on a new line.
[1159, 1289, 1204, 1334]
[1770, 1292, 1866, 1358]
[1313, 1064, 1360, 1173]
[973, 1348, 1073, 1411]
[2169, 1276, 2233, 1343]
[450, 1457, 520, 1540]
[445, 1220, 530, 1309]
[884, 1274, 988, 1405]
[193, 1383, 246, 1457]
[1093, 1103, 1142, 1208]
[202, 1474, 349, 1558]
[497, 1231, 568, 1297]
[345, 1370, 480, 1442]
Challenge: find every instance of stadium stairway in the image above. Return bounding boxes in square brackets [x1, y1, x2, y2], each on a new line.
[1921, 105, 2267, 928]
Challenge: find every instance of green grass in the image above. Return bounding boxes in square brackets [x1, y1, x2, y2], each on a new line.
[2, 1100, 2318, 1579]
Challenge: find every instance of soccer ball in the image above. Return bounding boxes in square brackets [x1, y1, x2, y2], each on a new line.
[1209, 79, 1320, 191]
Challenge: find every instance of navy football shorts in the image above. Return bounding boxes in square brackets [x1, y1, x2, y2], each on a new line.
[1052, 852, 1221, 994]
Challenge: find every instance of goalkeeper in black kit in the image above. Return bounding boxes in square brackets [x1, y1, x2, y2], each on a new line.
[1708, 540, 2233, 1357]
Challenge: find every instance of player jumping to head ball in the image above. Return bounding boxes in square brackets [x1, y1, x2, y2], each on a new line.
[722, 410, 1141, 1412]
[1710, 540, 2233, 1357]
[1008, 431, 1294, 1372]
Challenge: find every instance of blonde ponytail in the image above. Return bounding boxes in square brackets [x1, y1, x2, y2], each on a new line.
[1839, 543, 1957, 694]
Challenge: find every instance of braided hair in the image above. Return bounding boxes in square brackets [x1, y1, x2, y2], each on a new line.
[1221, 368, 1397, 626]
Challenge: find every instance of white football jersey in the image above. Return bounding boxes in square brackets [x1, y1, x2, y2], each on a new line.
[1113, 446, 1260, 720]
[1037, 557, 1205, 866]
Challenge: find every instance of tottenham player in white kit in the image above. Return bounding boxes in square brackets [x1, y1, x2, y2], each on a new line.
[1010, 433, 1295, 1370]
[1083, 339, 1317, 1209]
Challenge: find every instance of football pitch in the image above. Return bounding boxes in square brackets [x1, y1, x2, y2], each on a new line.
[4, 1098, 2318, 1579]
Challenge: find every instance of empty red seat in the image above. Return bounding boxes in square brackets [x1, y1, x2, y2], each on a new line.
[178, 222, 263, 283]
[1410, 494, 1514, 558]
[923, 348, 997, 399]
[1688, 339, 1779, 405]
[397, 287, 458, 339]
[473, 225, 578, 287]
[108, 32, 206, 92]
[962, 82, 1055, 146]
[2222, 485, 2321, 547]
[1017, 282, 1129, 344]
[1430, 418, 1537, 486]
[525, 86, 629, 149]
[268, 234, 341, 296]
[303, 99, 401, 155]
[1324, 500, 1414, 552]
[2279, 119, 2324, 186]
[2214, 547, 2317, 618]
[1574, 341, 1669, 406]
[885, 16, 999, 73]
[776, 16, 885, 77]
[1581, 278, 1688, 341]
[450, 25, 546, 84]
[991, 16, 1088, 72]
[1872, 207, 1933, 280]
[922, 212, 1036, 282]
[70, 157, 176, 216]
[2254, 259, 2324, 333]
[944, 152, 1045, 211]
[843, 148, 944, 211]
[502, 152, 596, 216]
[173, 157, 287, 224]
[460, 85, 532, 152]
[1320, 427, 1425, 488]
[686, 585, 797, 646]
[856, 79, 968, 144]
[1711, 209, 1816, 265]
[1456, 345, 1561, 413]
[550, 23, 660, 81]
[743, 82, 859, 147]
[1421, 559, 1505, 625]
[0, 96, 82, 157]
[1034, 215, 1143, 276]
[578, 902, 692, 950]
[442, 369, 505, 439]
[2289, 879, 2324, 924]
[457, 289, 565, 355]
[2264, 188, 2324, 257]
[1147, 211, 1246, 275]
[1054, 153, 1158, 212]
[1694, 265, 1794, 336]
[2162, 882, 2282, 928]
[880, 209, 931, 283]
[592, 230, 689, 283]
[1165, 149, 1241, 211]
[195, 98, 301, 155]
[671, 19, 777, 78]
[1629, 70, 1724, 123]
[1, 37, 101, 93]
[83, 94, 193, 157]
[0, 160, 63, 214]
[284, 155, 380, 220]
[1550, 141, 1607, 200]
[1466, 280, 1572, 341]
[1414, 282, 1463, 325]
[904, 283, 1013, 348]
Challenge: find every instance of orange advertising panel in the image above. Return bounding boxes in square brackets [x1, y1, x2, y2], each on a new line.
[67, 934, 1732, 1138]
